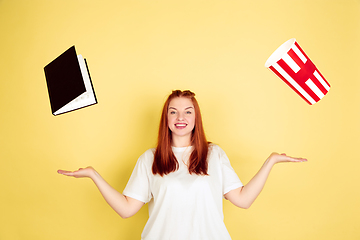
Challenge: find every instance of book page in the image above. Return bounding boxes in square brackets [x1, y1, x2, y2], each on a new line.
[53, 55, 97, 115]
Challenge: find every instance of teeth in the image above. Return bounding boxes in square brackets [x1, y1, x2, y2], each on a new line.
[176, 124, 186, 127]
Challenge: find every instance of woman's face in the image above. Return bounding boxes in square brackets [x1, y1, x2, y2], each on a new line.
[167, 97, 195, 145]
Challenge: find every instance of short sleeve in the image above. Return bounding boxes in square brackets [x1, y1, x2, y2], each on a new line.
[123, 150, 153, 203]
[217, 146, 243, 195]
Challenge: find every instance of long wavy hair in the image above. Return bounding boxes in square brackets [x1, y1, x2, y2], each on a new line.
[152, 90, 209, 176]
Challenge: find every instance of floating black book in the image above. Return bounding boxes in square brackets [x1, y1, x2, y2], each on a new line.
[44, 46, 97, 115]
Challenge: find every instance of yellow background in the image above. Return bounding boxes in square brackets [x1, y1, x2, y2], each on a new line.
[1, 0, 359, 239]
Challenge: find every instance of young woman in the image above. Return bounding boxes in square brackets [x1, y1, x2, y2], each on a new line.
[58, 90, 307, 240]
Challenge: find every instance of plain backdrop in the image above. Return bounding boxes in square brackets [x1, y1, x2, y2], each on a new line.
[1, 0, 359, 239]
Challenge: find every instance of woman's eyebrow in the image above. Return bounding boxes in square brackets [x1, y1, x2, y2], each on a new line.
[168, 106, 194, 110]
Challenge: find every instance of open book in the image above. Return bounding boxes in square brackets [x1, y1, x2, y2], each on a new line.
[44, 46, 97, 115]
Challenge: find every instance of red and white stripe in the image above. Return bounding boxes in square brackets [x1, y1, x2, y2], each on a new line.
[267, 40, 330, 105]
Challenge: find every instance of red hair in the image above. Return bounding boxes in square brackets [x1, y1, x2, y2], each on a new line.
[152, 90, 209, 176]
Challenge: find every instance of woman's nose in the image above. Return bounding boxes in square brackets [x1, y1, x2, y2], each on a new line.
[177, 113, 184, 120]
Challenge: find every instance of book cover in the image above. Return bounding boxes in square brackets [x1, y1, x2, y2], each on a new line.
[44, 46, 97, 115]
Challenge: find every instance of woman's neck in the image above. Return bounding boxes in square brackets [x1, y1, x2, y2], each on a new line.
[171, 136, 191, 148]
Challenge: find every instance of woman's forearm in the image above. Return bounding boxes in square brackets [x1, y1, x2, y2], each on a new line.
[58, 167, 144, 218]
[90, 171, 131, 218]
[225, 153, 307, 209]
[237, 158, 275, 208]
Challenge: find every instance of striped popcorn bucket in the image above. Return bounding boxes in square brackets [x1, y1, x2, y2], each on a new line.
[265, 38, 330, 105]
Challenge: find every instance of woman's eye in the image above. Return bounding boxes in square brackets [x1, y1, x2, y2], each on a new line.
[170, 111, 176, 114]
[186, 111, 192, 114]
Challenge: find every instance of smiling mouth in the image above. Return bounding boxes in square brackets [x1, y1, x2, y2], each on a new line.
[175, 123, 187, 129]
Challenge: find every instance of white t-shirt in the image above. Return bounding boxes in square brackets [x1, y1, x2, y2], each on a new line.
[123, 144, 243, 240]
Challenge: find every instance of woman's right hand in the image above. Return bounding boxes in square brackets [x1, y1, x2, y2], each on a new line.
[57, 166, 96, 178]
[57, 166, 144, 218]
